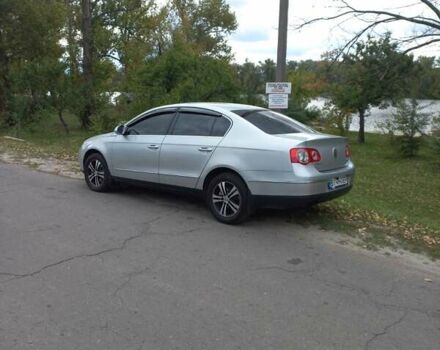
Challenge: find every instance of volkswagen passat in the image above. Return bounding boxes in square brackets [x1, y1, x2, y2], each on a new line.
[79, 103, 355, 224]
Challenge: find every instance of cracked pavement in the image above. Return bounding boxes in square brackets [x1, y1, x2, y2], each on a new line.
[0, 162, 439, 350]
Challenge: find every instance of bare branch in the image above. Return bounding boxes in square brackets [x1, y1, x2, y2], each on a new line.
[402, 38, 440, 53]
[420, 0, 440, 19]
[348, 10, 439, 30]
[294, 11, 355, 30]
[399, 32, 440, 43]
[293, 0, 440, 56]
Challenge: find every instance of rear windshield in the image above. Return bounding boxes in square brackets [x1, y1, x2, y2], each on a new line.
[233, 109, 317, 135]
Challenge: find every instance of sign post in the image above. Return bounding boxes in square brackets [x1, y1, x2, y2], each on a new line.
[266, 82, 291, 110]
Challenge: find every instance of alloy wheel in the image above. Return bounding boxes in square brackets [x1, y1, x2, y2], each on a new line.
[212, 181, 241, 218]
[87, 159, 105, 187]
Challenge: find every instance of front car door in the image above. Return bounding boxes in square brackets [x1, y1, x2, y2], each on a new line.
[109, 110, 176, 182]
[159, 108, 231, 188]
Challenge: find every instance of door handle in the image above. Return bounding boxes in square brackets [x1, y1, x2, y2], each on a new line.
[198, 147, 213, 152]
[148, 144, 159, 150]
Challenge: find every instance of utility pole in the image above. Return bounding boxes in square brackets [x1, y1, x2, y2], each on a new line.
[276, 0, 289, 82]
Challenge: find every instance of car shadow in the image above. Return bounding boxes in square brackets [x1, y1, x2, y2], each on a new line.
[109, 183, 316, 226]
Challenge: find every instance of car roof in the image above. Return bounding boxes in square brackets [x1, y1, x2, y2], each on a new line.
[159, 102, 265, 113]
[126, 102, 267, 126]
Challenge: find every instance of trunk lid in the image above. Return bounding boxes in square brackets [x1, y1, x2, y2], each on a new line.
[276, 133, 348, 172]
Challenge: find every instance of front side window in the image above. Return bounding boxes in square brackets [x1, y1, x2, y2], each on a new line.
[129, 112, 175, 135]
[233, 109, 317, 135]
[172, 112, 217, 136]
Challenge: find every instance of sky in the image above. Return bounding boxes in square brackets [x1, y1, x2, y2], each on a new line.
[226, 0, 440, 63]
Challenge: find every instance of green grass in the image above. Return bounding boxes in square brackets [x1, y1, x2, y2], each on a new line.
[342, 132, 440, 231]
[2, 112, 95, 160]
[303, 130, 440, 258]
[1, 116, 439, 257]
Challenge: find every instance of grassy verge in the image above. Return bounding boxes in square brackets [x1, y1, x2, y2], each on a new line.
[1, 116, 439, 258]
[1, 113, 94, 161]
[293, 131, 440, 258]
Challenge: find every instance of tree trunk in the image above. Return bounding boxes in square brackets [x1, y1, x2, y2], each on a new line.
[358, 108, 365, 143]
[65, 0, 79, 77]
[58, 110, 69, 134]
[80, 0, 94, 129]
[0, 50, 12, 124]
[0, 82, 6, 120]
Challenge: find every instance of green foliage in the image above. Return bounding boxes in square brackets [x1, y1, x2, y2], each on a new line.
[430, 116, 440, 165]
[411, 57, 440, 99]
[91, 107, 123, 134]
[379, 99, 431, 157]
[282, 98, 318, 124]
[1, 0, 438, 137]
[328, 34, 416, 142]
[130, 43, 239, 114]
[233, 60, 264, 105]
[0, 0, 239, 130]
[320, 103, 352, 135]
[169, 0, 237, 59]
[97, 0, 163, 77]
[0, 0, 65, 126]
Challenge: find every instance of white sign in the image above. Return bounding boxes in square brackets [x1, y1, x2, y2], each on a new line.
[268, 94, 288, 109]
[266, 82, 291, 94]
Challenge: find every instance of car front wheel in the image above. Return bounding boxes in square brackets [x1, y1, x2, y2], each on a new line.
[206, 172, 250, 224]
[84, 153, 112, 192]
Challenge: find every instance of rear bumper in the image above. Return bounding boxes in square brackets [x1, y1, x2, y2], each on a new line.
[252, 185, 352, 209]
[245, 163, 355, 208]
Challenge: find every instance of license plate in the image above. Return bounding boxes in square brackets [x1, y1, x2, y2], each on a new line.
[328, 176, 349, 191]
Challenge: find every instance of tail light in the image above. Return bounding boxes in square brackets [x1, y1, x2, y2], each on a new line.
[345, 144, 352, 158]
[290, 148, 321, 165]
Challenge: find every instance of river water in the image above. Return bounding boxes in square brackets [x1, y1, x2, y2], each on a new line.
[308, 97, 440, 134]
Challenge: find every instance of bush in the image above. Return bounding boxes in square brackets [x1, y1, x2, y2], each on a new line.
[284, 97, 320, 124]
[379, 99, 430, 157]
[319, 102, 353, 135]
[430, 116, 440, 163]
[91, 107, 127, 134]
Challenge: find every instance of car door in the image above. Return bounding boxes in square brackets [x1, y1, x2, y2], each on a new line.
[159, 109, 231, 188]
[109, 110, 176, 182]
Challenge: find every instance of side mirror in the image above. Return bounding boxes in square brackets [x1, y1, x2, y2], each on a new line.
[114, 124, 129, 135]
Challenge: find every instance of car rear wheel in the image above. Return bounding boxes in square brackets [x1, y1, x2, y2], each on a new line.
[206, 173, 250, 224]
[84, 153, 112, 192]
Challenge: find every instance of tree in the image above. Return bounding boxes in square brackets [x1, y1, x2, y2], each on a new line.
[258, 59, 276, 88]
[283, 64, 326, 124]
[234, 60, 264, 105]
[411, 56, 440, 99]
[169, 0, 237, 58]
[130, 42, 239, 114]
[380, 99, 431, 157]
[98, 0, 163, 77]
[0, 0, 65, 126]
[79, 0, 95, 129]
[295, 0, 440, 58]
[45, 62, 80, 134]
[328, 35, 415, 143]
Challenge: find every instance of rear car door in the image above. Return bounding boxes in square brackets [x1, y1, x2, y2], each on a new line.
[159, 109, 231, 188]
[109, 110, 176, 182]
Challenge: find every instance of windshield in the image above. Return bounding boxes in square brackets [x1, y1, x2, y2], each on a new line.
[233, 109, 317, 135]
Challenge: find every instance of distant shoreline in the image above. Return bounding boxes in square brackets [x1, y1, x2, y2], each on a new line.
[308, 97, 440, 134]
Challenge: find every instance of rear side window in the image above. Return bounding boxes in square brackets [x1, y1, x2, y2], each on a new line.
[172, 112, 216, 136]
[129, 112, 175, 135]
[233, 109, 316, 135]
[211, 116, 231, 136]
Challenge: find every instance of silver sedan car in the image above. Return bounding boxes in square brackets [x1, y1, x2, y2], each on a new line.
[79, 103, 355, 224]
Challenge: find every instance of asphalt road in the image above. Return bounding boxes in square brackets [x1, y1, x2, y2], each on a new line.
[0, 162, 439, 350]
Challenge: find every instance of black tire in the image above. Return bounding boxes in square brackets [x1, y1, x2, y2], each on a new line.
[206, 172, 251, 224]
[84, 153, 113, 192]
